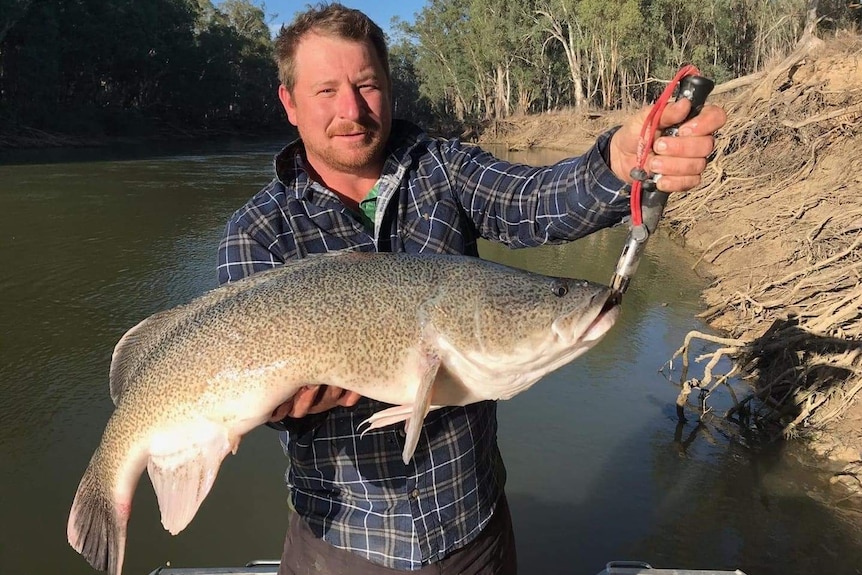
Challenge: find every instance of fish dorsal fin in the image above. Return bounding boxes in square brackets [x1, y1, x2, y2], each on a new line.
[109, 308, 184, 405]
[146, 420, 235, 535]
[109, 263, 311, 405]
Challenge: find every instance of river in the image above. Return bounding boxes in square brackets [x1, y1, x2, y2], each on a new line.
[1, 140, 860, 575]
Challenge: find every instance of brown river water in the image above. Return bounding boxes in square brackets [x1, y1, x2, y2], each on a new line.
[1, 139, 860, 575]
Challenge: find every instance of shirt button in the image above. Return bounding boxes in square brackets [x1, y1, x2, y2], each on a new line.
[410, 489, 420, 499]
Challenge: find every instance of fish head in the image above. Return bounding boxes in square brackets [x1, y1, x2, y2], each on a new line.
[432, 267, 622, 399]
[547, 277, 622, 350]
[474, 273, 620, 356]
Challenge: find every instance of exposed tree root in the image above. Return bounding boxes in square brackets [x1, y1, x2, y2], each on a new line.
[663, 331, 747, 423]
[661, 33, 862, 486]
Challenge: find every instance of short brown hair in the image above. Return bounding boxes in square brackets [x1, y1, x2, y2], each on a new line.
[274, 3, 390, 90]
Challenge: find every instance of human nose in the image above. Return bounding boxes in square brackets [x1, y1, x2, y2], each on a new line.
[337, 87, 366, 120]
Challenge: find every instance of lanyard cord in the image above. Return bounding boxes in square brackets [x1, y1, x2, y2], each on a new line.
[629, 64, 702, 227]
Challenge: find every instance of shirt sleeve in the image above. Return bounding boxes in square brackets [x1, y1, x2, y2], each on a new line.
[441, 127, 631, 248]
[217, 181, 288, 286]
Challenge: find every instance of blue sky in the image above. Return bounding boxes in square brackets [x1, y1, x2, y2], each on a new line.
[264, 1, 425, 38]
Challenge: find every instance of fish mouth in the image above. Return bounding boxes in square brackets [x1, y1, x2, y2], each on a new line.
[578, 290, 622, 343]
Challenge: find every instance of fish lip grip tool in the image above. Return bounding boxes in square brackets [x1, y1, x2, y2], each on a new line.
[609, 72, 715, 296]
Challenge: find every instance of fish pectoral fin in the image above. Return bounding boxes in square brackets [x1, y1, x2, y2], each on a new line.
[401, 351, 442, 464]
[146, 423, 233, 536]
[358, 403, 446, 435]
[357, 350, 442, 464]
[358, 405, 413, 434]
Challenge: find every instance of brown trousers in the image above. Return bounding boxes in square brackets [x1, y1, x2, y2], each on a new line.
[278, 495, 517, 575]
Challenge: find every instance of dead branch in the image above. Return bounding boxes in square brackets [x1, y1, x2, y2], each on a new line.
[712, 71, 767, 96]
[781, 102, 862, 129]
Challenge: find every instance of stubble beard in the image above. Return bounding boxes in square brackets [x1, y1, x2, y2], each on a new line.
[304, 121, 388, 175]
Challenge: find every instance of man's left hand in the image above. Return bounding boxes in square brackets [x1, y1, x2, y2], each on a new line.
[609, 99, 727, 193]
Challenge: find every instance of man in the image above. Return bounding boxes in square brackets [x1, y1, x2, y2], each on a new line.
[218, 3, 726, 574]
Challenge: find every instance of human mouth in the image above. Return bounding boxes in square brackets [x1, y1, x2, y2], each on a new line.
[334, 131, 367, 139]
[329, 122, 376, 140]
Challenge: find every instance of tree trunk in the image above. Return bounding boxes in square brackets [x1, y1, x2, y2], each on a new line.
[802, 0, 819, 39]
[537, 8, 586, 109]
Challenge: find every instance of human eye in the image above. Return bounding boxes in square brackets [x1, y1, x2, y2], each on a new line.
[314, 84, 337, 96]
[358, 78, 380, 91]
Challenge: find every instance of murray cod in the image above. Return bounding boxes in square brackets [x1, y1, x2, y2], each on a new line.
[68, 251, 621, 575]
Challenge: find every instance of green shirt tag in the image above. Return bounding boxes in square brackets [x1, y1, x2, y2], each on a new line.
[354, 184, 379, 233]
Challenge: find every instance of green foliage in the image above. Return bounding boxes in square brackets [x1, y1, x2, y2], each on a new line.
[404, 0, 860, 124]
[389, 39, 436, 127]
[1, 0, 859, 140]
[0, 0, 281, 138]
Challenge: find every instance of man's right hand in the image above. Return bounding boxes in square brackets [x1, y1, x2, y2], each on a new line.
[270, 386, 363, 420]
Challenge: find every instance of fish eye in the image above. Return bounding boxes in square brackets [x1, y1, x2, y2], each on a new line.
[551, 281, 568, 297]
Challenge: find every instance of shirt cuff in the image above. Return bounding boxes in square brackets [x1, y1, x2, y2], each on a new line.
[584, 126, 631, 209]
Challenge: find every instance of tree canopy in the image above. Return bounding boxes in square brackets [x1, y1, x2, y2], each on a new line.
[403, 0, 859, 125]
[0, 0, 281, 138]
[0, 0, 858, 141]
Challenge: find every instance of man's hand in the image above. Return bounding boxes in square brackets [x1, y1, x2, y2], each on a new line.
[270, 386, 362, 421]
[609, 99, 727, 193]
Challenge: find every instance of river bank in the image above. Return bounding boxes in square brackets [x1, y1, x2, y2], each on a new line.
[0, 122, 293, 152]
[478, 33, 862, 496]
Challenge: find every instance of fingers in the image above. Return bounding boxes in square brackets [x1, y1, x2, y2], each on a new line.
[610, 98, 727, 192]
[270, 400, 294, 422]
[649, 173, 705, 193]
[657, 98, 692, 130]
[646, 152, 709, 192]
[288, 385, 325, 417]
[338, 391, 362, 408]
[269, 385, 323, 420]
[660, 101, 727, 136]
[269, 386, 364, 422]
[649, 103, 726, 193]
[309, 386, 348, 414]
[307, 387, 363, 414]
[646, 140, 710, 193]
[649, 119, 720, 193]
[653, 133, 715, 160]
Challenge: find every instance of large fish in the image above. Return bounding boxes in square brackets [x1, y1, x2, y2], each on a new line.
[67, 251, 621, 575]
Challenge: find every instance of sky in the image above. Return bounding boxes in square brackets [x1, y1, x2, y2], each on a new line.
[264, 1, 426, 38]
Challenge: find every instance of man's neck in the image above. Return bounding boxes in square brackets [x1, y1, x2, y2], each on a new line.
[305, 160, 381, 209]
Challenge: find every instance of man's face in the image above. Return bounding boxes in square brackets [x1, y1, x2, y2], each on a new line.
[279, 33, 392, 178]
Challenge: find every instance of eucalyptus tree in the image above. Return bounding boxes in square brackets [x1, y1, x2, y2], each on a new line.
[534, 0, 588, 109]
[643, 0, 828, 87]
[576, 0, 644, 108]
[406, 0, 477, 121]
[388, 39, 436, 127]
[0, 0, 281, 138]
[510, 12, 554, 115]
[461, 0, 540, 119]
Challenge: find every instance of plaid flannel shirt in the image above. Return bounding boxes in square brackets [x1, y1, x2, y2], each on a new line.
[217, 119, 630, 570]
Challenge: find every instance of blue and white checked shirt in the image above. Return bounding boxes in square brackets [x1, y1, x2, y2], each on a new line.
[217, 120, 630, 570]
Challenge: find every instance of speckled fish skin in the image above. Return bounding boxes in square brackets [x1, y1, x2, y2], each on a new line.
[67, 251, 621, 575]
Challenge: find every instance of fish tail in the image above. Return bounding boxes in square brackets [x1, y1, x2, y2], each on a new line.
[67, 452, 129, 575]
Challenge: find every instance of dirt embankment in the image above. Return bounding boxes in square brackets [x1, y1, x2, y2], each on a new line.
[479, 33, 862, 493]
